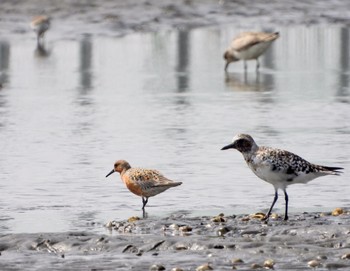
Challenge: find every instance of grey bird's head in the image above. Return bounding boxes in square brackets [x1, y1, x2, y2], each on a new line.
[223, 51, 239, 71]
[221, 134, 258, 154]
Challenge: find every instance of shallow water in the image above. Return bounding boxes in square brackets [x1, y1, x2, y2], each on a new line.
[0, 25, 349, 234]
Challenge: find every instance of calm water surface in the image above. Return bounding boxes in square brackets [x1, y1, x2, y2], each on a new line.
[0, 25, 349, 233]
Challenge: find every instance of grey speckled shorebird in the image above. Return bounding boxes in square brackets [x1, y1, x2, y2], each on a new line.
[221, 134, 343, 220]
[30, 15, 50, 44]
[106, 160, 182, 212]
[224, 32, 279, 71]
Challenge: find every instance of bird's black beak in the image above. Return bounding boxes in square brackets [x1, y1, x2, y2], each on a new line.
[221, 142, 236, 150]
[106, 169, 115, 178]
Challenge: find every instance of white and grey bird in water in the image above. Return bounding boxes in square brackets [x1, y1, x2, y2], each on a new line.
[224, 32, 279, 71]
[221, 134, 343, 220]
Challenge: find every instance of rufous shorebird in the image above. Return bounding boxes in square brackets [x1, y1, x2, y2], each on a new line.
[106, 160, 182, 211]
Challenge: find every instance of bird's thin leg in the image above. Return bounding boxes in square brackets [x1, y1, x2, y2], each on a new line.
[256, 58, 260, 71]
[283, 190, 289, 221]
[263, 190, 278, 220]
[142, 197, 148, 210]
[244, 60, 247, 71]
[142, 208, 147, 219]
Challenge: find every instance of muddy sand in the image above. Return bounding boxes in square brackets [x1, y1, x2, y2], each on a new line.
[1, 212, 350, 270]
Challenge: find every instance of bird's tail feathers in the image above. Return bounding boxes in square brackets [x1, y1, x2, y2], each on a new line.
[320, 166, 344, 175]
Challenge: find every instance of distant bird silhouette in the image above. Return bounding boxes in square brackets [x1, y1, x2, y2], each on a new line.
[30, 16, 50, 44]
[106, 160, 182, 213]
[221, 134, 343, 220]
[224, 32, 279, 71]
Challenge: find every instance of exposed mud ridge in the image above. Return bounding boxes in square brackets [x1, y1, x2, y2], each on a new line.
[1, 0, 350, 39]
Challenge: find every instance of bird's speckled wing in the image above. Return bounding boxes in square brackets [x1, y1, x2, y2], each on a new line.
[127, 168, 177, 189]
[255, 147, 316, 175]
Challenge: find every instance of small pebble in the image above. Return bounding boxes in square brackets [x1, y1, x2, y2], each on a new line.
[211, 214, 226, 223]
[179, 225, 192, 232]
[105, 221, 114, 228]
[127, 216, 140, 223]
[196, 263, 213, 271]
[217, 226, 230, 236]
[332, 208, 344, 216]
[316, 255, 327, 260]
[270, 213, 279, 219]
[171, 268, 183, 271]
[251, 263, 262, 269]
[175, 244, 187, 250]
[150, 264, 166, 271]
[263, 259, 275, 269]
[241, 216, 250, 222]
[308, 260, 320, 268]
[341, 253, 350, 259]
[232, 258, 244, 264]
[169, 224, 179, 230]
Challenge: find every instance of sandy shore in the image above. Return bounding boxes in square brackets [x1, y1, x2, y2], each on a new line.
[1, 211, 350, 270]
[1, 0, 350, 39]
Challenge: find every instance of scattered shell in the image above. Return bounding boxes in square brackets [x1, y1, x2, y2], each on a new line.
[171, 268, 183, 271]
[251, 213, 265, 219]
[332, 208, 344, 216]
[105, 221, 115, 228]
[308, 260, 321, 268]
[263, 259, 275, 269]
[217, 226, 230, 236]
[341, 253, 350, 259]
[168, 224, 179, 230]
[179, 225, 192, 232]
[196, 263, 213, 271]
[211, 214, 226, 223]
[316, 255, 327, 260]
[270, 213, 279, 219]
[175, 244, 188, 250]
[241, 216, 250, 222]
[127, 216, 140, 223]
[251, 263, 262, 269]
[150, 264, 166, 271]
[232, 258, 244, 265]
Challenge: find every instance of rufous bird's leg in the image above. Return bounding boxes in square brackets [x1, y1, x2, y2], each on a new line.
[256, 58, 260, 70]
[142, 197, 148, 210]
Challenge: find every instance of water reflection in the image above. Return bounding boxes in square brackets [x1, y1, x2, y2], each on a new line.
[176, 30, 190, 93]
[79, 34, 93, 91]
[224, 72, 274, 92]
[337, 27, 350, 101]
[0, 40, 10, 85]
[34, 42, 50, 58]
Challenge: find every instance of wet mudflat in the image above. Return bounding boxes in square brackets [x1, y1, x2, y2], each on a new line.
[1, 211, 350, 270]
[1, 0, 350, 270]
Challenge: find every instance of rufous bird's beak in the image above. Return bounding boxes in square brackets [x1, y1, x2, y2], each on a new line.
[106, 169, 115, 178]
